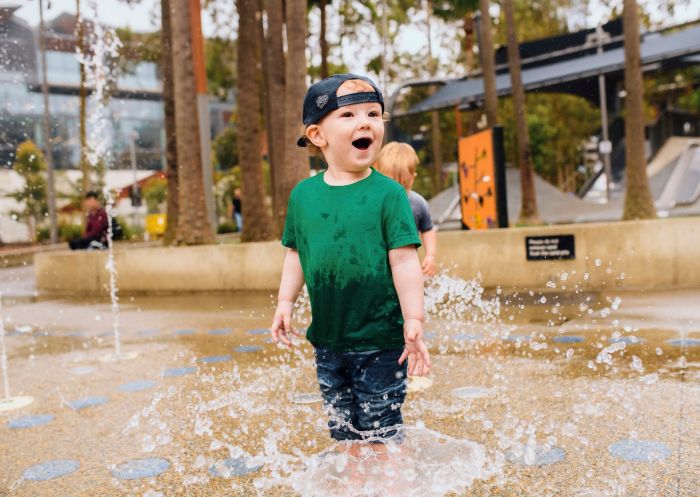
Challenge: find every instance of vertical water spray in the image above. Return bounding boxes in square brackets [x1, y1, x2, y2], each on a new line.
[0, 295, 10, 399]
[0, 294, 34, 411]
[77, 2, 134, 361]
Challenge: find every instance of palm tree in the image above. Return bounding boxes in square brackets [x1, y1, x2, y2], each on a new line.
[309, 0, 330, 79]
[622, 0, 655, 220]
[478, 0, 497, 127]
[261, 0, 287, 234]
[236, 0, 274, 241]
[170, 0, 214, 244]
[160, 0, 179, 244]
[426, 0, 442, 194]
[503, 0, 539, 224]
[283, 0, 309, 206]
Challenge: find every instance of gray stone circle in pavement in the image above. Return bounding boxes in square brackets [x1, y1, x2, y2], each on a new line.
[163, 366, 197, 377]
[173, 329, 195, 336]
[609, 336, 642, 344]
[111, 458, 170, 480]
[666, 338, 700, 347]
[552, 335, 585, 343]
[22, 460, 80, 481]
[118, 380, 157, 392]
[68, 396, 109, 410]
[247, 328, 269, 335]
[608, 439, 671, 462]
[235, 345, 263, 353]
[8, 414, 54, 429]
[209, 457, 263, 478]
[507, 447, 566, 466]
[199, 354, 231, 363]
[209, 328, 232, 335]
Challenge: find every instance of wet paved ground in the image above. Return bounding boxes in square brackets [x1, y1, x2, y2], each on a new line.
[0, 266, 698, 496]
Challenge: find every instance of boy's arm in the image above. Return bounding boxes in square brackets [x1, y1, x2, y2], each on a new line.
[420, 228, 438, 277]
[270, 248, 305, 347]
[388, 246, 430, 376]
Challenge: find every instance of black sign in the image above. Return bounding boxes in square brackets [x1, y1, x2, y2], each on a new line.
[526, 235, 575, 261]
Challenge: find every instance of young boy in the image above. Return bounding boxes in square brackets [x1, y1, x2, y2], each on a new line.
[270, 74, 430, 451]
[376, 142, 438, 277]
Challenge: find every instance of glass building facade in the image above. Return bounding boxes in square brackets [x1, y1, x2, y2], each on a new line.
[0, 9, 233, 171]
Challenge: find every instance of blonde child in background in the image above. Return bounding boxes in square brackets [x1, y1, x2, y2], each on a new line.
[377, 142, 438, 277]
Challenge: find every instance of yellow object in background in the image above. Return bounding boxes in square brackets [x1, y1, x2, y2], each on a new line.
[145, 214, 167, 236]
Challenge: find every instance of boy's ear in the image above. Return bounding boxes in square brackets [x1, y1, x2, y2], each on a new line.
[306, 125, 326, 148]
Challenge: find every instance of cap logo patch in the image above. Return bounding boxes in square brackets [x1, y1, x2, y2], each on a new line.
[316, 94, 329, 109]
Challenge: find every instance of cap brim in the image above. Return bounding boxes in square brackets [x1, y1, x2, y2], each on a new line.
[296, 135, 308, 147]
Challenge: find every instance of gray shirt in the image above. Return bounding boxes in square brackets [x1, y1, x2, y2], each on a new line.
[408, 190, 434, 233]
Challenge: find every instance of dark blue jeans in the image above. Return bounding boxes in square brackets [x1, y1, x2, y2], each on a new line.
[314, 346, 408, 442]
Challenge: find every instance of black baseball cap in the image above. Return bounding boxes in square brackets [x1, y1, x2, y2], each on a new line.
[297, 73, 384, 147]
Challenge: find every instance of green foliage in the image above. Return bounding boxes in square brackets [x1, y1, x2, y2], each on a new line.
[10, 141, 48, 238]
[217, 221, 238, 234]
[117, 216, 143, 241]
[142, 177, 168, 215]
[213, 124, 238, 170]
[206, 37, 237, 100]
[37, 222, 83, 243]
[493, 0, 571, 45]
[115, 27, 162, 66]
[215, 166, 241, 221]
[432, 0, 479, 21]
[499, 93, 599, 190]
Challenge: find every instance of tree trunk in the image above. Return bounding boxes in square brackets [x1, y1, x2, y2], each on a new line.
[320, 0, 329, 79]
[261, 0, 287, 235]
[170, 0, 214, 244]
[463, 14, 474, 76]
[478, 0, 498, 127]
[622, 0, 656, 220]
[503, 0, 539, 224]
[76, 0, 90, 211]
[426, 1, 442, 194]
[160, 0, 179, 245]
[237, 0, 274, 242]
[283, 0, 309, 203]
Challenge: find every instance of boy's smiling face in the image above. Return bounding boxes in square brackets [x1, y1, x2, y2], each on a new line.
[305, 80, 385, 172]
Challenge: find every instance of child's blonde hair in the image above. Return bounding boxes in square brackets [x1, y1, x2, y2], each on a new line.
[376, 141, 419, 189]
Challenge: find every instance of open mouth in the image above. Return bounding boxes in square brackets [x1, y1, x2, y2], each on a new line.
[351, 137, 373, 150]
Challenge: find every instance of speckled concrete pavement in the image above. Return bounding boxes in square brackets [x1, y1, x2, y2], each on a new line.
[0, 286, 698, 497]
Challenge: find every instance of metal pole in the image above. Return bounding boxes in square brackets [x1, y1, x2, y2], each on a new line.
[130, 131, 139, 199]
[38, 0, 58, 244]
[596, 24, 612, 202]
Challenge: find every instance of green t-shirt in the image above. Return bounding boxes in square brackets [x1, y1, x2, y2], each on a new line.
[282, 168, 421, 352]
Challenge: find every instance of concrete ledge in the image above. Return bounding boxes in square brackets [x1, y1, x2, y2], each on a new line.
[437, 217, 700, 291]
[35, 217, 700, 293]
[35, 241, 286, 293]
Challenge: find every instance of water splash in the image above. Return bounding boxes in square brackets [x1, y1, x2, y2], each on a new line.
[119, 266, 678, 496]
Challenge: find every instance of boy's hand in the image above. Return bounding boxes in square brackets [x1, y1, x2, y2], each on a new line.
[270, 300, 300, 348]
[421, 255, 437, 277]
[398, 318, 431, 376]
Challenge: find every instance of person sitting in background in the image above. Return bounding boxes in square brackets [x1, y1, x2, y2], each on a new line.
[232, 187, 243, 232]
[69, 191, 108, 250]
[376, 142, 438, 277]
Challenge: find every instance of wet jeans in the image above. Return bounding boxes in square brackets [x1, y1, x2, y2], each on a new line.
[314, 346, 408, 442]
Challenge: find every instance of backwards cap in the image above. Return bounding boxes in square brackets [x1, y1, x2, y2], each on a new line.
[297, 73, 384, 147]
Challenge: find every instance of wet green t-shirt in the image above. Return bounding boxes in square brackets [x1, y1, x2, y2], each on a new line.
[282, 168, 421, 352]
